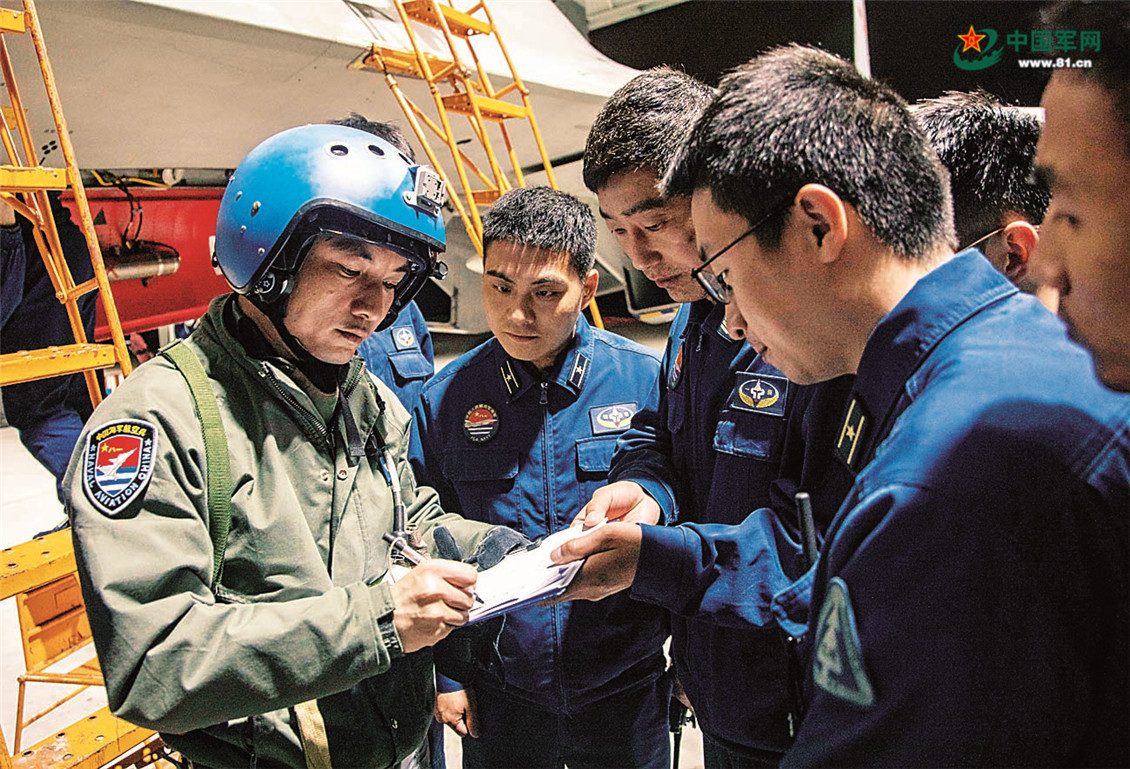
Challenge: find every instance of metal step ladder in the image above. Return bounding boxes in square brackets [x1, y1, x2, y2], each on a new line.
[348, 0, 603, 326]
[0, 0, 133, 402]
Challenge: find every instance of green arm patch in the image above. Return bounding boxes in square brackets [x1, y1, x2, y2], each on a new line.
[812, 577, 875, 707]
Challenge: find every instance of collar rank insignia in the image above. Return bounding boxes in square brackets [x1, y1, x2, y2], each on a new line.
[568, 352, 590, 390]
[464, 404, 499, 443]
[836, 397, 868, 471]
[589, 402, 637, 435]
[812, 577, 875, 707]
[717, 317, 734, 341]
[669, 342, 684, 390]
[392, 326, 417, 351]
[729, 372, 788, 417]
[500, 360, 520, 397]
[82, 419, 158, 516]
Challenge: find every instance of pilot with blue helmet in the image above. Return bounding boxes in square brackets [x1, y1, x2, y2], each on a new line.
[64, 123, 499, 769]
[328, 113, 437, 414]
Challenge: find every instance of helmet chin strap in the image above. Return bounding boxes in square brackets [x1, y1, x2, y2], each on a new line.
[250, 288, 346, 393]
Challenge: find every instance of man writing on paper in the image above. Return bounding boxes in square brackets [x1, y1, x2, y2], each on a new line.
[410, 186, 670, 769]
[65, 124, 501, 769]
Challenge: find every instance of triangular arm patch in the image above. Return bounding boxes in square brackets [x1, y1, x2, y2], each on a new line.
[812, 577, 875, 707]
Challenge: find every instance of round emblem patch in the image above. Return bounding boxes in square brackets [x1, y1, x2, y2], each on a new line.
[463, 404, 499, 443]
[82, 419, 158, 516]
[738, 378, 781, 410]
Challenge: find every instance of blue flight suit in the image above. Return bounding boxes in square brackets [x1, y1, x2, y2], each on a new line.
[610, 299, 816, 762]
[357, 300, 433, 412]
[1, 196, 97, 501]
[783, 252, 1130, 766]
[634, 254, 1130, 765]
[411, 317, 671, 769]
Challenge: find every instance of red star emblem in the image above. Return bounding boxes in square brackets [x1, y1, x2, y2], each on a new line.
[957, 25, 987, 53]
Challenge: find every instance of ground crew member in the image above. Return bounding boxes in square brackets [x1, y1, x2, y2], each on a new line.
[1030, 0, 1130, 392]
[1, 194, 96, 509]
[411, 186, 670, 769]
[359, 300, 433, 410]
[913, 90, 1055, 309]
[557, 45, 1130, 765]
[581, 67, 852, 766]
[65, 123, 501, 769]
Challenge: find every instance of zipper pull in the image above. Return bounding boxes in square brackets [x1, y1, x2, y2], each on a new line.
[539, 382, 548, 405]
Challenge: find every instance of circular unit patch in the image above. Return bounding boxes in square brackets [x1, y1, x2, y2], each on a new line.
[463, 404, 500, 443]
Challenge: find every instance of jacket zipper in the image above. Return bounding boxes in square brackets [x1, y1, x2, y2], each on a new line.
[257, 364, 333, 451]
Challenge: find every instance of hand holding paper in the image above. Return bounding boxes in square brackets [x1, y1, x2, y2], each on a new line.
[576, 481, 663, 528]
[547, 521, 643, 603]
[466, 523, 605, 624]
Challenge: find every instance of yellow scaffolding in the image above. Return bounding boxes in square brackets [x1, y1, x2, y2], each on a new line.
[349, 0, 603, 327]
[0, 0, 133, 402]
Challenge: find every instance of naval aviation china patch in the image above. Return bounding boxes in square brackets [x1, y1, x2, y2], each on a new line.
[82, 419, 158, 516]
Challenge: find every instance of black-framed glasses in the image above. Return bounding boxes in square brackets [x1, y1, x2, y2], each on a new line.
[691, 199, 792, 304]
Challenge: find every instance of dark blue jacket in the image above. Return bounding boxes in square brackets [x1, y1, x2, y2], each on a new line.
[411, 318, 668, 713]
[357, 300, 433, 413]
[609, 299, 806, 754]
[778, 253, 1129, 766]
[1, 196, 97, 496]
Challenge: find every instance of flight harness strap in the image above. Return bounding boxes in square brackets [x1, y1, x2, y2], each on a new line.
[161, 341, 231, 589]
[161, 340, 334, 769]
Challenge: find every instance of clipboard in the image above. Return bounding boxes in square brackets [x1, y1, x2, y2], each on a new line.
[466, 524, 601, 625]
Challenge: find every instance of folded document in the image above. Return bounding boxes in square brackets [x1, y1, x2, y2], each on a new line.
[467, 524, 599, 624]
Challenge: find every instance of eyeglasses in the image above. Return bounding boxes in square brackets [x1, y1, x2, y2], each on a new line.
[960, 224, 1040, 254]
[960, 226, 1004, 254]
[691, 199, 792, 304]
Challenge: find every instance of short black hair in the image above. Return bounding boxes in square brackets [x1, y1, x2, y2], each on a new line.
[329, 113, 416, 162]
[583, 67, 715, 193]
[481, 186, 597, 278]
[914, 90, 1050, 247]
[663, 45, 954, 258]
[1041, 1, 1130, 152]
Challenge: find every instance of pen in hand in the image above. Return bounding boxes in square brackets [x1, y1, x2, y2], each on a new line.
[383, 532, 485, 604]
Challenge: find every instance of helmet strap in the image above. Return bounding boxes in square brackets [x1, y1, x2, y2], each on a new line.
[246, 289, 347, 393]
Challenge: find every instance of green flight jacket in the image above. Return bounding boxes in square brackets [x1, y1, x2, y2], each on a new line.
[65, 294, 492, 768]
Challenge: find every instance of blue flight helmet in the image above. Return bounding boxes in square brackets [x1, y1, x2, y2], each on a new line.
[213, 123, 448, 331]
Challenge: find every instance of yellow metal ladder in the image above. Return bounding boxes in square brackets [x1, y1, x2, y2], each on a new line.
[349, 0, 602, 325]
[0, 0, 133, 403]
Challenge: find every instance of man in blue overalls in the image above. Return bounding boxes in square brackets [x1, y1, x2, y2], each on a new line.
[913, 90, 1054, 310]
[581, 68, 852, 767]
[1, 195, 96, 509]
[559, 45, 1129, 765]
[358, 300, 432, 410]
[1030, 0, 1130, 393]
[411, 186, 670, 769]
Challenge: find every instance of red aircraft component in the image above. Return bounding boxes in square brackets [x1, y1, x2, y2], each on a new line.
[62, 187, 229, 340]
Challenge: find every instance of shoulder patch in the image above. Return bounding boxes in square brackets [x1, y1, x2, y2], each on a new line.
[589, 402, 637, 435]
[812, 577, 875, 707]
[82, 419, 158, 517]
[392, 326, 417, 351]
[836, 397, 868, 471]
[568, 352, 590, 390]
[729, 372, 788, 417]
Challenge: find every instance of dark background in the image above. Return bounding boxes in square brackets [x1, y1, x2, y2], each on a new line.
[587, 1, 1053, 106]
